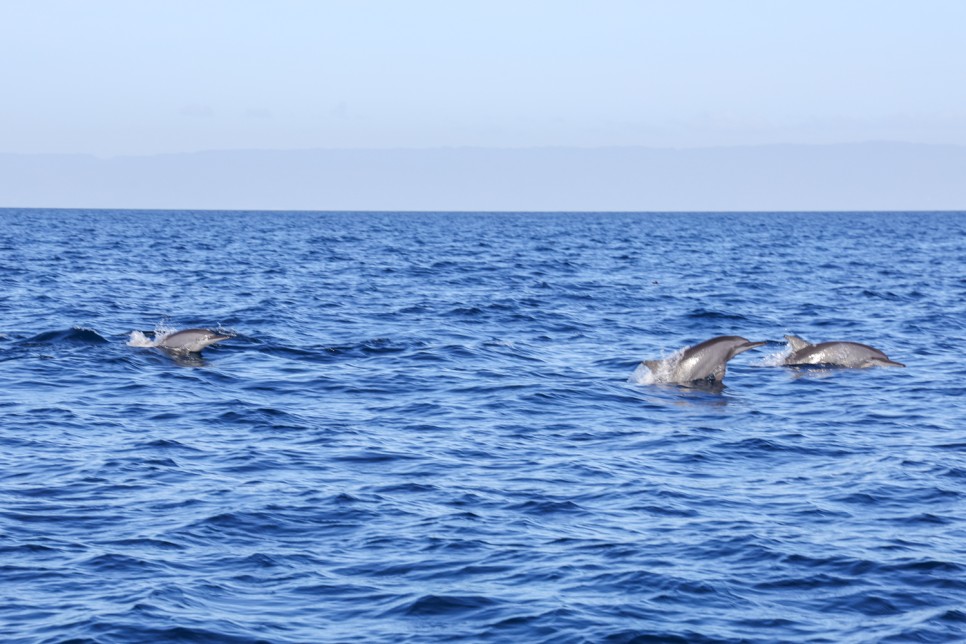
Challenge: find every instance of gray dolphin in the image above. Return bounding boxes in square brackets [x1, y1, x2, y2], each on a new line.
[156, 328, 232, 353]
[783, 335, 904, 368]
[643, 335, 767, 385]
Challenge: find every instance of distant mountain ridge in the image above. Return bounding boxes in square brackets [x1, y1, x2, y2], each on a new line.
[1, 142, 964, 211]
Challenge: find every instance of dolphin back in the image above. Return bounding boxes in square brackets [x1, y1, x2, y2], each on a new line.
[645, 336, 765, 385]
[786, 340, 904, 368]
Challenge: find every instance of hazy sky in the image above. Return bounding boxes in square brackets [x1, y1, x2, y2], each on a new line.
[2, 1, 965, 157]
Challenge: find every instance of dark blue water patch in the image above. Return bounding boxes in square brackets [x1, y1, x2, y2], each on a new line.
[1, 210, 965, 643]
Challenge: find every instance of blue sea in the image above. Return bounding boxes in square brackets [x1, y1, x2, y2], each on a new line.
[1, 209, 964, 643]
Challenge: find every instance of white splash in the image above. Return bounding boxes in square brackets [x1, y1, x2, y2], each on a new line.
[628, 361, 656, 385]
[754, 345, 792, 367]
[127, 330, 156, 348]
[627, 348, 685, 385]
[127, 322, 179, 348]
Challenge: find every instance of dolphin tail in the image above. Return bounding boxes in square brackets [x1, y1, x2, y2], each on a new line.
[644, 359, 661, 372]
[784, 335, 811, 351]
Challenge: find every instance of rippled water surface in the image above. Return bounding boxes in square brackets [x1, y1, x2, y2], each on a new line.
[1, 209, 964, 643]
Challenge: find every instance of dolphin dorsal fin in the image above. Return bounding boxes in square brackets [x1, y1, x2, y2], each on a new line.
[784, 335, 811, 352]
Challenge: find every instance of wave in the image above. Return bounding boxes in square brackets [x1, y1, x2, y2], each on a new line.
[685, 308, 751, 321]
[395, 593, 499, 617]
[21, 327, 109, 345]
[4, 210, 965, 644]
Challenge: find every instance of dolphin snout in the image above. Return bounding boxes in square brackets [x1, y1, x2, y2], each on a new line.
[731, 339, 767, 357]
[873, 358, 906, 368]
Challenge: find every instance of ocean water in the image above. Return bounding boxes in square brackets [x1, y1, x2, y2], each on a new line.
[1, 209, 964, 643]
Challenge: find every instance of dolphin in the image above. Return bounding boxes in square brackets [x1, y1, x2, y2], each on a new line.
[783, 335, 904, 368]
[642, 335, 767, 385]
[156, 328, 232, 354]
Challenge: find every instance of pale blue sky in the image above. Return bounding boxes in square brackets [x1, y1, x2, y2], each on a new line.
[2, 0, 965, 157]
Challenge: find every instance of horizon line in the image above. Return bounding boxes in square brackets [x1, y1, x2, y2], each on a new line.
[2, 206, 963, 215]
[2, 139, 963, 161]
